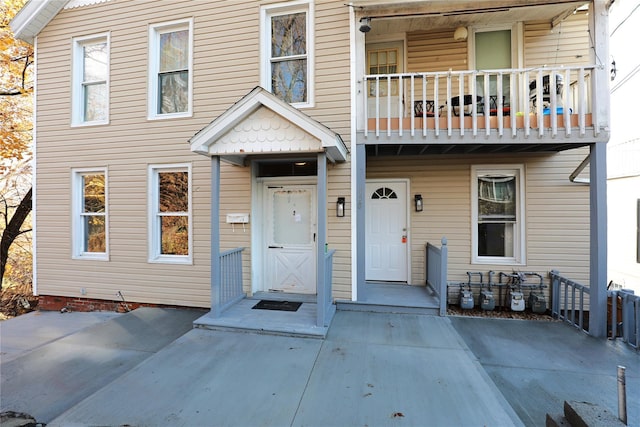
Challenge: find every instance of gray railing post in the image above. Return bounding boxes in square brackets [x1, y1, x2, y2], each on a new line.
[321, 249, 336, 327]
[550, 270, 560, 318]
[439, 237, 448, 316]
[610, 290, 618, 338]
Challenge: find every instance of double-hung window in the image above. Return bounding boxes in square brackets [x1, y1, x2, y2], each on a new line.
[472, 165, 525, 264]
[148, 164, 192, 263]
[72, 169, 108, 259]
[72, 34, 109, 126]
[261, 1, 313, 106]
[148, 19, 193, 119]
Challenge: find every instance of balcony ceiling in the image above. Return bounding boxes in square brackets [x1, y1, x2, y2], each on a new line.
[353, 0, 589, 33]
[365, 141, 591, 157]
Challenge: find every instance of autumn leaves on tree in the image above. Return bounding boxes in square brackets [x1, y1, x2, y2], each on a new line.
[1, 0, 33, 290]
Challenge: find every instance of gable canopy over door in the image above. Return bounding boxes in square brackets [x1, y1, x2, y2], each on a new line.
[188, 86, 345, 329]
[189, 86, 347, 165]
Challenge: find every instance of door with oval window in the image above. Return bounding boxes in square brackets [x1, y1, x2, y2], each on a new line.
[365, 180, 408, 282]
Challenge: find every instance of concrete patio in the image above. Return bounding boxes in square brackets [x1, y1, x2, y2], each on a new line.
[1, 307, 637, 426]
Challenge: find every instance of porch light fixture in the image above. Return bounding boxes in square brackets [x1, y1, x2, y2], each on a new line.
[359, 17, 371, 33]
[414, 194, 423, 212]
[337, 197, 346, 217]
[453, 26, 468, 41]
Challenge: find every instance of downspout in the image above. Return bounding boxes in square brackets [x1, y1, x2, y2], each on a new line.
[32, 35, 38, 297]
[569, 153, 591, 184]
[349, 3, 358, 301]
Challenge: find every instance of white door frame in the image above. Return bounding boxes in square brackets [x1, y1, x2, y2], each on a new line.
[252, 175, 317, 294]
[365, 178, 411, 283]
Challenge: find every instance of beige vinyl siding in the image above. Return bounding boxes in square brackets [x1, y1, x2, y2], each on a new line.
[406, 29, 468, 107]
[327, 160, 352, 300]
[367, 147, 591, 296]
[35, 0, 351, 307]
[524, 11, 590, 68]
[407, 29, 468, 73]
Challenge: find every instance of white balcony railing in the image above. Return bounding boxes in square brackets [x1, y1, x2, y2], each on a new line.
[362, 66, 596, 140]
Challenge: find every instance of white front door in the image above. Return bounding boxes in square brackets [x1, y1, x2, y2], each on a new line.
[265, 184, 317, 294]
[365, 180, 408, 282]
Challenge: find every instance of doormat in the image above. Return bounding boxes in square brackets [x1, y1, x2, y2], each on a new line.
[252, 300, 302, 312]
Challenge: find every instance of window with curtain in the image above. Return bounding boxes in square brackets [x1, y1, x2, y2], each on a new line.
[472, 166, 524, 263]
[367, 48, 399, 97]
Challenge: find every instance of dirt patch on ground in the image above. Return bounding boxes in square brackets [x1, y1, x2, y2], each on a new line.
[447, 305, 556, 321]
[0, 410, 45, 427]
[0, 284, 38, 320]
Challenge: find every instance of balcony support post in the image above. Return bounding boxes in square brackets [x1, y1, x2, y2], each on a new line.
[589, 142, 608, 337]
[210, 155, 222, 317]
[355, 144, 366, 301]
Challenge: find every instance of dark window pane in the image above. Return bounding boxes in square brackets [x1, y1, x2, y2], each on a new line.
[478, 223, 506, 257]
[159, 171, 188, 213]
[160, 216, 189, 255]
[257, 160, 317, 177]
[371, 187, 397, 199]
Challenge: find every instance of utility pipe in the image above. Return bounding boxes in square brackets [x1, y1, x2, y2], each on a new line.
[617, 365, 627, 425]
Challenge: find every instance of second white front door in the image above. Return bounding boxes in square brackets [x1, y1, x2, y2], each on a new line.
[265, 184, 317, 294]
[365, 180, 409, 282]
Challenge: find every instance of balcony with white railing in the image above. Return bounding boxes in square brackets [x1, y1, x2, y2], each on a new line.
[358, 66, 600, 149]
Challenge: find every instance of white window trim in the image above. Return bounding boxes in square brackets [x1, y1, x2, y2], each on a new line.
[147, 18, 194, 120]
[260, 0, 314, 108]
[71, 167, 109, 260]
[471, 164, 526, 265]
[148, 163, 193, 264]
[71, 33, 110, 127]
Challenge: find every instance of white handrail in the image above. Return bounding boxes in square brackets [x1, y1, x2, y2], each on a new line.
[362, 65, 597, 139]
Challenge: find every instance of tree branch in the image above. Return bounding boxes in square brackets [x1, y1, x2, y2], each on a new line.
[1, 187, 32, 289]
[0, 90, 26, 96]
[21, 54, 32, 90]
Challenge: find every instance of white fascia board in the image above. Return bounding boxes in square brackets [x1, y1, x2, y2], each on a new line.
[190, 87, 347, 161]
[11, 0, 68, 44]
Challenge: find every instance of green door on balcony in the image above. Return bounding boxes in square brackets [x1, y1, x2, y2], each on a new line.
[475, 29, 512, 104]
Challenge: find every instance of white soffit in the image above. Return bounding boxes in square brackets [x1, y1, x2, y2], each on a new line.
[10, 0, 111, 43]
[190, 87, 347, 165]
[10, 0, 68, 43]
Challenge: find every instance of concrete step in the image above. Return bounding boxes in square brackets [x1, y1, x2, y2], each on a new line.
[563, 401, 626, 427]
[546, 413, 571, 427]
[336, 300, 440, 315]
[546, 401, 626, 427]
